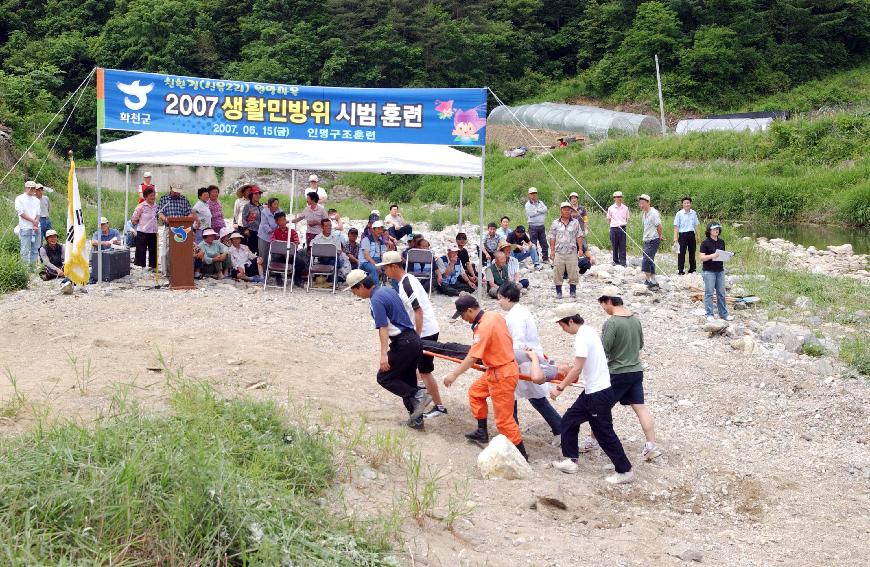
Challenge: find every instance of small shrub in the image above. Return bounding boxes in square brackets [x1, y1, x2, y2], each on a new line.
[840, 336, 870, 377]
[0, 254, 29, 293]
[802, 343, 826, 358]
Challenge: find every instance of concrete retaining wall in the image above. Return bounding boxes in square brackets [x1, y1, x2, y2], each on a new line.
[76, 165, 258, 192]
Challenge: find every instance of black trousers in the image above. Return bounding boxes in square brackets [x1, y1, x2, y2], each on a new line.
[527, 224, 549, 261]
[560, 387, 632, 473]
[609, 226, 627, 266]
[134, 232, 157, 268]
[677, 231, 697, 273]
[376, 330, 423, 413]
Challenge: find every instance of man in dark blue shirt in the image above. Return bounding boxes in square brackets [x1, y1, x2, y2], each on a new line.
[347, 269, 431, 429]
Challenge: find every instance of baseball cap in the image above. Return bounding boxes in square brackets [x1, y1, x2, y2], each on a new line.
[559, 201, 572, 209]
[202, 228, 217, 237]
[308, 174, 319, 182]
[452, 294, 480, 319]
[612, 191, 623, 198]
[35, 183, 44, 190]
[638, 194, 651, 202]
[497, 239, 511, 250]
[249, 186, 262, 194]
[569, 191, 579, 198]
[376, 250, 403, 267]
[368, 213, 380, 223]
[45, 229, 58, 237]
[514, 225, 526, 233]
[527, 187, 538, 194]
[143, 171, 153, 177]
[551, 303, 582, 323]
[448, 245, 460, 252]
[100, 217, 109, 224]
[229, 232, 243, 240]
[25, 180, 37, 188]
[597, 285, 621, 301]
[346, 269, 368, 289]
[370, 209, 380, 216]
[371, 220, 384, 229]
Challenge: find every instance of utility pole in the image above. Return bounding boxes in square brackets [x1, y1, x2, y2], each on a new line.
[655, 54, 667, 136]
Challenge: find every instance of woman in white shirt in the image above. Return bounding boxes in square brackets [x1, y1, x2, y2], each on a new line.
[233, 185, 252, 228]
[496, 282, 562, 445]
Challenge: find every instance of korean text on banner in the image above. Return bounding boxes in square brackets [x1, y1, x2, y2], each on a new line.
[97, 68, 487, 146]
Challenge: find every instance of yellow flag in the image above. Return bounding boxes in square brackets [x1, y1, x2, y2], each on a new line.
[64, 158, 90, 285]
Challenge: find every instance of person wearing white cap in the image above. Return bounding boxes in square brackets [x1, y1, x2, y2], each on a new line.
[15, 181, 42, 264]
[549, 303, 634, 484]
[35, 183, 52, 236]
[548, 201, 584, 299]
[38, 229, 66, 281]
[227, 232, 264, 283]
[306, 174, 327, 203]
[378, 251, 448, 420]
[357, 220, 387, 285]
[198, 228, 229, 279]
[346, 268, 431, 430]
[524, 187, 549, 263]
[637, 194, 662, 289]
[606, 191, 629, 266]
[138, 171, 154, 204]
[91, 216, 121, 249]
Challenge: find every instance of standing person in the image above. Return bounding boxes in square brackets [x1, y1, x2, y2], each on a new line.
[607, 191, 629, 267]
[292, 191, 328, 246]
[138, 171, 154, 204]
[443, 294, 529, 460]
[256, 197, 280, 259]
[347, 269, 431, 429]
[568, 191, 588, 235]
[156, 185, 193, 274]
[385, 204, 413, 240]
[496, 282, 562, 445]
[507, 225, 541, 269]
[233, 184, 252, 228]
[673, 196, 700, 275]
[548, 202, 583, 299]
[699, 222, 733, 322]
[131, 187, 158, 269]
[206, 185, 225, 234]
[638, 194, 663, 290]
[306, 174, 328, 203]
[15, 180, 41, 264]
[242, 188, 264, 253]
[496, 216, 512, 241]
[524, 187, 548, 264]
[549, 304, 634, 484]
[596, 286, 661, 460]
[378, 251, 448, 420]
[192, 187, 212, 243]
[35, 184, 52, 236]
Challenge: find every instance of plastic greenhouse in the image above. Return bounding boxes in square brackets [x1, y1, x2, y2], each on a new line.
[488, 102, 662, 139]
[675, 118, 773, 135]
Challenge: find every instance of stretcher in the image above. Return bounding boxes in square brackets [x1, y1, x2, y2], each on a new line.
[421, 349, 576, 388]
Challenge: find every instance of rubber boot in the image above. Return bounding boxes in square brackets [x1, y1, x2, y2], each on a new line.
[464, 419, 489, 445]
[555, 285, 563, 299]
[515, 441, 529, 461]
[569, 284, 577, 299]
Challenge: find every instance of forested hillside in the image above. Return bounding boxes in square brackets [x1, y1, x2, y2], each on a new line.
[0, 0, 867, 157]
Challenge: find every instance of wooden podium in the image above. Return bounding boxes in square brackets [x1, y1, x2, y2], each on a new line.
[166, 216, 195, 290]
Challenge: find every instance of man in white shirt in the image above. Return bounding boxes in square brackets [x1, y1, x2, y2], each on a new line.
[15, 180, 42, 264]
[311, 218, 350, 278]
[378, 251, 448, 419]
[306, 174, 328, 203]
[385, 204, 413, 240]
[549, 303, 634, 484]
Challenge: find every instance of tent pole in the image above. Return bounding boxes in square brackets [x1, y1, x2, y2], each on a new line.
[458, 177, 464, 226]
[290, 169, 295, 216]
[477, 146, 485, 301]
[123, 165, 130, 239]
[95, 128, 103, 285]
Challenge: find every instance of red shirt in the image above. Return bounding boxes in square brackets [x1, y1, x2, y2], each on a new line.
[271, 226, 299, 244]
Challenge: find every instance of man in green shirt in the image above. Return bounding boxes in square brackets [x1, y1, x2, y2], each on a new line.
[593, 285, 661, 461]
[485, 252, 511, 298]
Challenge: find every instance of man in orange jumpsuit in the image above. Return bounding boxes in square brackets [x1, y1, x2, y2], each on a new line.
[443, 294, 528, 460]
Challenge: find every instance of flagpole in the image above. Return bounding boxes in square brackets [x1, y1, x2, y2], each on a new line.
[123, 165, 130, 241]
[96, 127, 103, 284]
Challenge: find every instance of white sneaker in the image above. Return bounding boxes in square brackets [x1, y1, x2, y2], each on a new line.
[551, 434, 561, 447]
[724, 315, 734, 321]
[553, 458, 579, 474]
[605, 470, 635, 485]
[705, 315, 715, 322]
[641, 443, 662, 461]
[578, 436, 598, 453]
[422, 406, 447, 420]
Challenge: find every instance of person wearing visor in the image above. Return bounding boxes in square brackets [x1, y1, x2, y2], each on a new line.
[699, 222, 733, 322]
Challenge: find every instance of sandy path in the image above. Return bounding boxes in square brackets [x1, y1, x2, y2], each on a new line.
[1, 267, 868, 566]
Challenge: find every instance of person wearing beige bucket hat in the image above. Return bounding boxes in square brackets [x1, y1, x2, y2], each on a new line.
[91, 216, 121, 249]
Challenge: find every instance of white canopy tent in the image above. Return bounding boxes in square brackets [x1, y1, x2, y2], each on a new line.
[94, 130, 486, 294]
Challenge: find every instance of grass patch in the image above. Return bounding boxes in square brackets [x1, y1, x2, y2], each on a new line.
[0, 382, 396, 565]
[0, 253, 29, 293]
[840, 336, 870, 377]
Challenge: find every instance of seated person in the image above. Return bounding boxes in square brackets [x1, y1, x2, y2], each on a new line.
[358, 220, 387, 285]
[496, 216, 512, 241]
[401, 233, 424, 260]
[498, 240, 530, 289]
[384, 204, 413, 240]
[39, 229, 68, 282]
[91, 217, 122, 248]
[269, 212, 307, 285]
[481, 222, 500, 265]
[124, 219, 137, 248]
[507, 225, 541, 269]
[362, 212, 398, 250]
[441, 245, 477, 294]
[455, 232, 478, 281]
[343, 227, 361, 270]
[227, 232, 264, 283]
[485, 251, 514, 298]
[578, 238, 596, 274]
[197, 228, 229, 279]
[311, 218, 349, 279]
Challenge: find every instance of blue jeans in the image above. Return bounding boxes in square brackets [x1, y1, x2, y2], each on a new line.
[19, 228, 39, 264]
[388, 225, 413, 240]
[39, 217, 52, 236]
[360, 260, 380, 286]
[703, 270, 728, 318]
[512, 246, 540, 265]
[641, 238, 660, 274]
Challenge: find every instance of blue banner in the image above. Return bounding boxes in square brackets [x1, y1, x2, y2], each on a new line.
[97, 68, 487, 146]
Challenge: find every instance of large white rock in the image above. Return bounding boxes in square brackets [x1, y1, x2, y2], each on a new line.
[477, 434, 533, 480]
